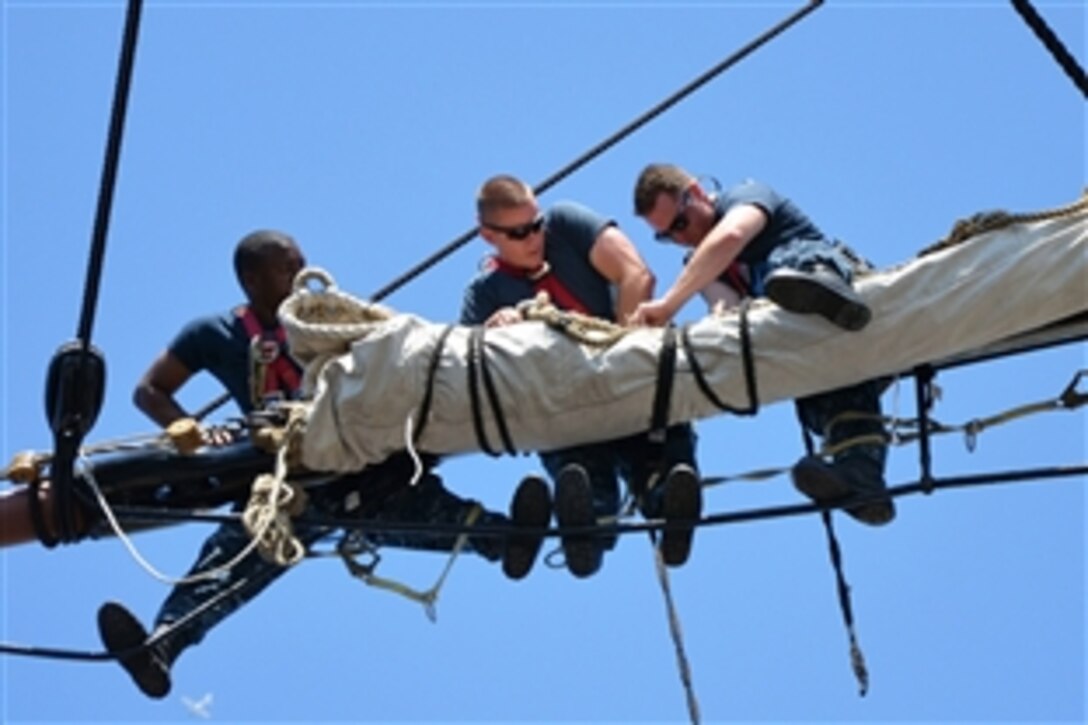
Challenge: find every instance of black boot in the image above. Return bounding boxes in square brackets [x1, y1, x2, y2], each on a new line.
[502, 475, 552, 580]
[791, 455, 895, 526]
[554, 464, 602, 578]
[764, 264, 871, 331]
[651, 465, 703, 567]
[97, 602, 173, 699]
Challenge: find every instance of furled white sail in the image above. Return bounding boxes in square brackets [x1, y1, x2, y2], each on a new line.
[281, 204, 1087, 473]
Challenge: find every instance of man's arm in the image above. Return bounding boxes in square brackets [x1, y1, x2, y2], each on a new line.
[632, 203, 767, 325]
[133, 350, 195, 428]
[588, 225, 656, 322]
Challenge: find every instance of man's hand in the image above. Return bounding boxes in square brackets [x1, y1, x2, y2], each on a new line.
[628, 297, 677, 327]
[485, 306, 522, 328]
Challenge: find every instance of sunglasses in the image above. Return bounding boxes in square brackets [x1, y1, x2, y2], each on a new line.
[483, 214, 546, 241]
[654, 189, 692, 242]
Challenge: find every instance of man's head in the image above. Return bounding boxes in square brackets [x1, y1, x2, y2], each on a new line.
[633, 163, 717, 247]
[233, 229, 305, 313]
[476, 174, 546, 270]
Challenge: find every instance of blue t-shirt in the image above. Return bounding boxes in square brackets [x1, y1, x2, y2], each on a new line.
[713, 180, 829, 264]
[169, 308, 292, 414]
[460, 201, 617, 325]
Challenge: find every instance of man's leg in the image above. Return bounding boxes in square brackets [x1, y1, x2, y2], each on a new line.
[99, 515, 329, 699]
[762, 238, 873, 331]
[541, 444, 621, 578]
[358, 470, 509, 562]
[622, 424, 703, 567]
[792, 379, 895, 525]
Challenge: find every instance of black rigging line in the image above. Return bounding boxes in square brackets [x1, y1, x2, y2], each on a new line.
[41, 0, 144, 546]
[367, 0, 824, 303]
[2, 463, 1082, 662]
[1010, 0, 1088, 98]
[94, 462, 1088, 541]
[78, 0, 143, 345]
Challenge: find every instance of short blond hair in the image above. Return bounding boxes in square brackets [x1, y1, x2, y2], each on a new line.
[633, 163, 695, 215]
[477, 174, 534, 219]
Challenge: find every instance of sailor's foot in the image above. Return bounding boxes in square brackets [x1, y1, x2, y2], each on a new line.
[554, 464, 602, 578]
[791, 455, 896, 526]
[659, 464, 703, 567]
[97, 602, 171, 699]
[502, 475, 552, 580]
[764, 265, 871, 331]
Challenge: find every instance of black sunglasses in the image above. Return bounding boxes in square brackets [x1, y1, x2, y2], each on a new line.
[654, 190, 692, 242]
[483, 214, 545, 241]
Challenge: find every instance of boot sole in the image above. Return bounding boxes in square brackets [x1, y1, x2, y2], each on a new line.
[791, 457, 853, 503]
[555, 468, 600, 579]
[98, 602, 171, 699]
[661, 467, 702, 567]
[503, 476, 552, 580]
[765, 272, 871, 331]
[846, 498, 897, 526]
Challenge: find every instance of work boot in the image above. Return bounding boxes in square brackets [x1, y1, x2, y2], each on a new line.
[97, 602, 172, 699]
[659, 464, 703, 567]
[554, 464, 602, 578]
[791, 455, 895, 526]
[764, 265, 871, 331]
[502, 475, 552, 580]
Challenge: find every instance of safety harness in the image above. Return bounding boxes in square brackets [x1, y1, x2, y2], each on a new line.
[236, 306, 302, 410]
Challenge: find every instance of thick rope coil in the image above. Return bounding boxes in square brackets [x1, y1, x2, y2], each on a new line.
[516, 292, 631, 347]
[279, 267, 399, 396]
[921, 189, 1088, 256]
[242, 474, 307, 567]
[241, 412, 309, 566]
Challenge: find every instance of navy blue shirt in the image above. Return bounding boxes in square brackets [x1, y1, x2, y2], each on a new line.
[713, 180, 828, 264]
[169, 308, 289, 414]
[460, 201, 617, 324]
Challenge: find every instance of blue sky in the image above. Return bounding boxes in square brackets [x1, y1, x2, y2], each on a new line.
[2, 1, 1085, 723]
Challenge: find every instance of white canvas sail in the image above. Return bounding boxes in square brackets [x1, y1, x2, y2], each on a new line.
[282, 205, 1087, 473]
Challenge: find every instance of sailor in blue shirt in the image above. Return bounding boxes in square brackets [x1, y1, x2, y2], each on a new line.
[100, 230, 508, 700]
[631, 163, 894, 526]
[461, 174, 703, 581]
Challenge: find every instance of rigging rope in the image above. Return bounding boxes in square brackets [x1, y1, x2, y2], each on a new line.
[366, 0, 825, 303]
[41, 0, 144, 548]
[1009, 0, 1088, 98]
[650, 539, 701, 725]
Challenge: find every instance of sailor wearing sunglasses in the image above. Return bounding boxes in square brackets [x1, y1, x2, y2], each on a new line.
[630, 163, 895, 528]
[461, 174, 702, 581]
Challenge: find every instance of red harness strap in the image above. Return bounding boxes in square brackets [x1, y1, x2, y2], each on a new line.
[491, 257, 591, 315]
[236, 306, 302, 400]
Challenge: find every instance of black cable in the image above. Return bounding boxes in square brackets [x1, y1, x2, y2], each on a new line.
[1010, 0, 1088, 99]
[94, 463, 1088, 540]
[44, 0, 144, 546]
[3, 463, 1081, 662]
[78, 0, 143, 346]
[367, 0, 825, 303]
